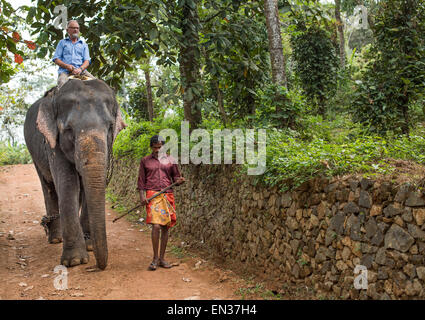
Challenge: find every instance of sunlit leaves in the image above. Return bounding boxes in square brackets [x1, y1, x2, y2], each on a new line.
[289, 2, 339, 116]
[0, 1, 38, 83]
[352, 0, 425, 135]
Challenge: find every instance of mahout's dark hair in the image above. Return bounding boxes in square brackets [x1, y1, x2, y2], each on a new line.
[150, 135, 165, 146]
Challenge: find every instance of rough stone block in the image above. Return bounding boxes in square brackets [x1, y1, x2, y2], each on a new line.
[359, 190, 372, 209]
[406, 192, 425, 207]
[413, 208, 425, 226]
[384, 224, 415, 252]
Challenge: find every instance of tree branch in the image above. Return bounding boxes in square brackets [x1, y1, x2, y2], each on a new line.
[200, 3, 232, 24]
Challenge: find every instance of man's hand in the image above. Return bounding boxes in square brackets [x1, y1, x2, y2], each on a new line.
[140, 190, 147, 206]
[72, 67, 82, 75]
[176, 177, 186, 185]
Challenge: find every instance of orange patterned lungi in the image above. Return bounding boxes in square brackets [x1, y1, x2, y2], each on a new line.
[145, 190, 177, 229]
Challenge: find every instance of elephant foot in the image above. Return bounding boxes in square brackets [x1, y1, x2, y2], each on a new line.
[49, 237, 63, 244]
[83, 233, 93, 251]
[42, 215, 62, 244]
[48, 230, 62, 244]
[61, 247, 89, 267]
[85, 239, 93, 252]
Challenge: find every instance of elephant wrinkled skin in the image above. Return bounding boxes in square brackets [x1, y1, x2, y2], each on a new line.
[24, 79, 126, 270]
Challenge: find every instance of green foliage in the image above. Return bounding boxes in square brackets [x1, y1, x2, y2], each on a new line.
[297, 114, 363, 143]
[27, 0, 270, 128]
[384, 125, 425, 164]
[348, 28, 373, 51]
[258, 116, 425, 191]
[0, 86, 29, 144]
[253, 83, 306, 128]
[341, 0, 375, 16]
[28, 0, 165, 87]
[0, 141, 32, 165]
[0, 1, 36, 83]
[112, 112, 183, 160]
[201, 1, 271, 119]
[122, 81, 150, 122]
[352, 0, 425, 135]
[4, 0, 425, 195]
[288, 2, 339, 116]
[114, 105, 425, 194]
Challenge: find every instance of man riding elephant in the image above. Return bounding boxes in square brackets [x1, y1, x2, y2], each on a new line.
[53, 20, 95, 89]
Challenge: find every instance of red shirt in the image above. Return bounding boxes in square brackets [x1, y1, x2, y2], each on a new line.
[137, 153, 181, 193]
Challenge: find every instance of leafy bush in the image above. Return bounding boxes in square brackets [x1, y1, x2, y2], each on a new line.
[112, 111, 183, 160]
[114, 112, 425, 192]
[255, 120, 425, 191]
[297, 114, 363, 144]
[253, 84, 307, 128]
[121, 81, 151, 122]
[291, 27, 339, 116]
[0, 142, 32, 165]
[352, 0, 425, 135]
[287, 2, 339, 117]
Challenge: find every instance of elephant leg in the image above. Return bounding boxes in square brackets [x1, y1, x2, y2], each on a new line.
[51, 154, 89, 267]
[79, 187, 93, 251]
[34, 164, 62, 244]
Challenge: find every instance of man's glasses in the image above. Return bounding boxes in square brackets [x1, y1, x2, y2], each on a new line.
[68, 27, 79, 29]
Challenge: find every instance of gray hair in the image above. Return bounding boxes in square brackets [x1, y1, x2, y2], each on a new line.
[67, 20, 79, 28]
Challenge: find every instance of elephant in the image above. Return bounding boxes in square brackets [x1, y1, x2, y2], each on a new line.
[24, 79, 126, 270]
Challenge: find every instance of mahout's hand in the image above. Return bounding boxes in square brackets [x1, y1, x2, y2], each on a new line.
[176, 177, 186, 185]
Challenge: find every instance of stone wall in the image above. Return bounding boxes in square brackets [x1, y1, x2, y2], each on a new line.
[110, 159, 425, 299]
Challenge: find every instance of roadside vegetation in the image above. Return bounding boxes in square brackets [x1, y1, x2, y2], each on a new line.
[1, 1, 424, 189]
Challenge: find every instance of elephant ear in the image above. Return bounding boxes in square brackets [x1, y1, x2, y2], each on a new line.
[113, 107, 127, 142]
[36, 89, 58, 149]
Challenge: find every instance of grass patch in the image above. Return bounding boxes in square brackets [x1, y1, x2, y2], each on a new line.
[0, 142, 32, 165]
[168, 245, 188, 259]
[234, 282, 283, 300]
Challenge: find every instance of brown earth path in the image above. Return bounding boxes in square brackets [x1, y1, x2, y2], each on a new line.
[0, 164, 256, 300]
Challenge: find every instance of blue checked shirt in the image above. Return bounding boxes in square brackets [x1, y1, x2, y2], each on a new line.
[52, 37, 91, 74]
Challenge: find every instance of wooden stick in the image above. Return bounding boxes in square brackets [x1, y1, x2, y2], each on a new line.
[112, 181, 180, 223]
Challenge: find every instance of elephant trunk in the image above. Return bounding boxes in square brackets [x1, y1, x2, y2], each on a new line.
[78, 133, 108, 270]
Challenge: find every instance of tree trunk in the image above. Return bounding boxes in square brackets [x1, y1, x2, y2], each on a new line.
[335, 0, 346, 68]
[178, 1, 202, 130]
[264, 0, 290, 128]
[144, 68, 154, 122]
[215, 81, 228, 126]
[264, 0, 287, 87]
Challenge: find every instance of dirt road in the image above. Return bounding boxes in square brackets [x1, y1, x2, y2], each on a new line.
[0, 164, 249, 300]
